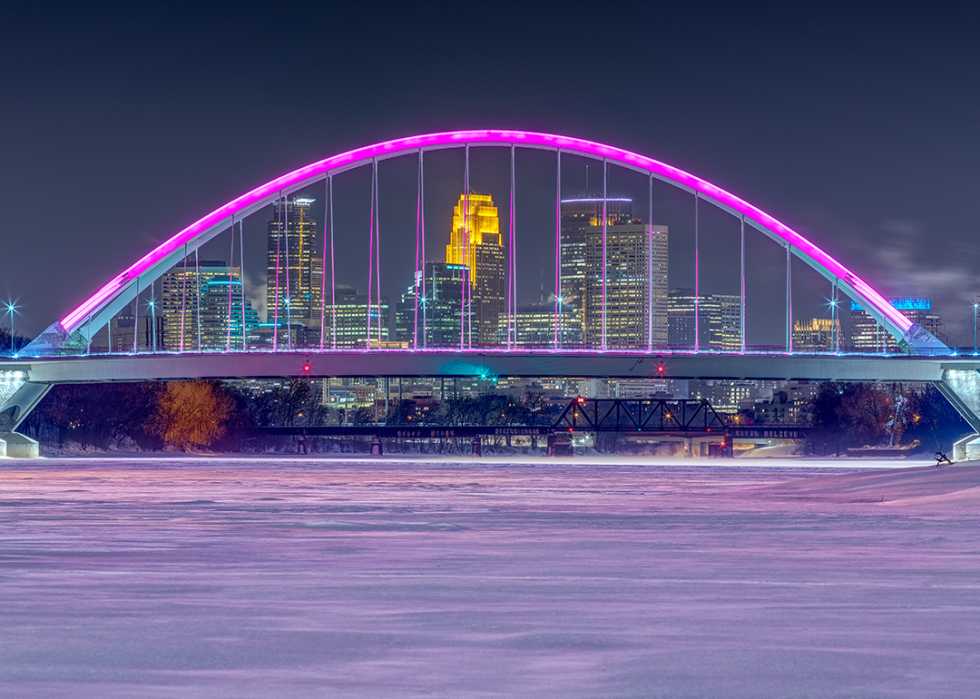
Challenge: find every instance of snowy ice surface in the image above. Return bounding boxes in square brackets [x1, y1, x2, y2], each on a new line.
[1, 456, 979, 698]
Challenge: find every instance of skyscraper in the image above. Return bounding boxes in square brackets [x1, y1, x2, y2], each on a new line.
[705, 294, 742, 351]
[582, 215, 668, 348]
[560, 197, 633, 334]
[322, 288, 390, 348]
[494, 303, 584, 347]
[667, 289, 742, 351]
[850, 298, 939, 352]
[395, 262, 470, 348]
[162, 260, 257, 351]
[445, 194, 505, 345]
[793, 318, 842, 352]
[667, 288, 708, 349]
[266, 197, 323, 331]
[197, 276, 260, 349]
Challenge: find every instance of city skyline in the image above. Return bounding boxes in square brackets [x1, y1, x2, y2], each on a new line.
[67, 183, 956, 354]
[4, 5, 978, 347]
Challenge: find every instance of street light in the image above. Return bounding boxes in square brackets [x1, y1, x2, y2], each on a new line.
[5, 302, 16, 354]
[973, 297, 979, 353]
[556, 296, 564, 349]
[147, 299, 157, 352]
[828, 297, 839, 354]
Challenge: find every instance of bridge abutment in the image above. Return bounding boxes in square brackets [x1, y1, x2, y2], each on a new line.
[936, 370, 980, 461]
[0, 432, 40, 458]
[0, 381, 50, 457]
[0, 382, 51, 434]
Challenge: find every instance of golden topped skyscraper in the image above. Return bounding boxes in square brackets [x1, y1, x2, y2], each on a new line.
[445, 193, 505, 345]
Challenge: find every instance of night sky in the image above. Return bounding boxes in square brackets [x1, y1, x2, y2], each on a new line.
[3, 3, 979, 345]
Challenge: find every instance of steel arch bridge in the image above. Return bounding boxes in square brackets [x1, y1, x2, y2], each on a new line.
[31, 130, 946, 355]
[4, 129, 980, 457]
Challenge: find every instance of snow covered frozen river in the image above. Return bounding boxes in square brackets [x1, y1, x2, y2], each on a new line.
[2, 455, 979, 697]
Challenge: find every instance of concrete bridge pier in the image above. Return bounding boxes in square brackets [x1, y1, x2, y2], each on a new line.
[0, 382, 50, 459]
[936, 370, 980, 461]
[0, 432, 40, 458]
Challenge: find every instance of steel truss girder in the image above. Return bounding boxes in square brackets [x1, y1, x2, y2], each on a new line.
[552, 398, 728, 433]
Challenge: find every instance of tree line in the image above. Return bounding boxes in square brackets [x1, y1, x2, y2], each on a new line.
[17, 379, 972, 454]
[802, 382, 969, 453]
[20, 380, 562, 452]
[0, 328, 30, 354]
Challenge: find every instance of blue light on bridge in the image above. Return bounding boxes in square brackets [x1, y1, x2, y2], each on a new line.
[850, 298, 930, 311]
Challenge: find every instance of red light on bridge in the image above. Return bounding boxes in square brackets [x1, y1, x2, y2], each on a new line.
[577, 397, 585, 403]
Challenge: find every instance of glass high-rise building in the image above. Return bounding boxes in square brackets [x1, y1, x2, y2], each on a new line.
[560, 197, 633, 335]
[445, 194, 505, 345]
[197, 277, 260, 350]
[322, 288, 390, 348]
[667, 289, 741, 351]
[850, 298, 939, 352]
[582, 217, 668, 348]
[162, 260, 257, 351]
[266, 197, 323, 330]
[395, 262, 470, 348]
[494, 303, 584, 347]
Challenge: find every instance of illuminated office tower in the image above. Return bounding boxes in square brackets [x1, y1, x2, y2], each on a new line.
[196, 277, 260, 349]
[583, 218, 668, 348]
[162, 260, 257, 350]
[395, 262, 470, 347]
[322, 288, 390, 348]
[705, 294, 742, 351]
[667, 289, 741, 351]
[494, 303, 584, 347]
[667, 288, 707, 348]
[445, 194, 505, 345]
[560, 197, 632, 333]
[266, 197, 323, 329]
[850, 298, 939, 352]
[793, 318, 842, 352]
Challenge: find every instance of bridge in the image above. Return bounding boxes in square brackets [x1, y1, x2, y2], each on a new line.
[3, 130, 979, 458]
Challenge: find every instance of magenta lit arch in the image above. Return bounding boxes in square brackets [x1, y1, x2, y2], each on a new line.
[51, 130, 941, 353]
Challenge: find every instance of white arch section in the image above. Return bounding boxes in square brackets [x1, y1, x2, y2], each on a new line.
[32, 129, 946, 355]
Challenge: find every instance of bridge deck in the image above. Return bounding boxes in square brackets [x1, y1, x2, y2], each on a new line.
[2, 351, 978, 384]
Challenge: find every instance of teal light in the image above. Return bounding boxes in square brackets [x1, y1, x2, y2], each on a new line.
[850, 298, 930, 311]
